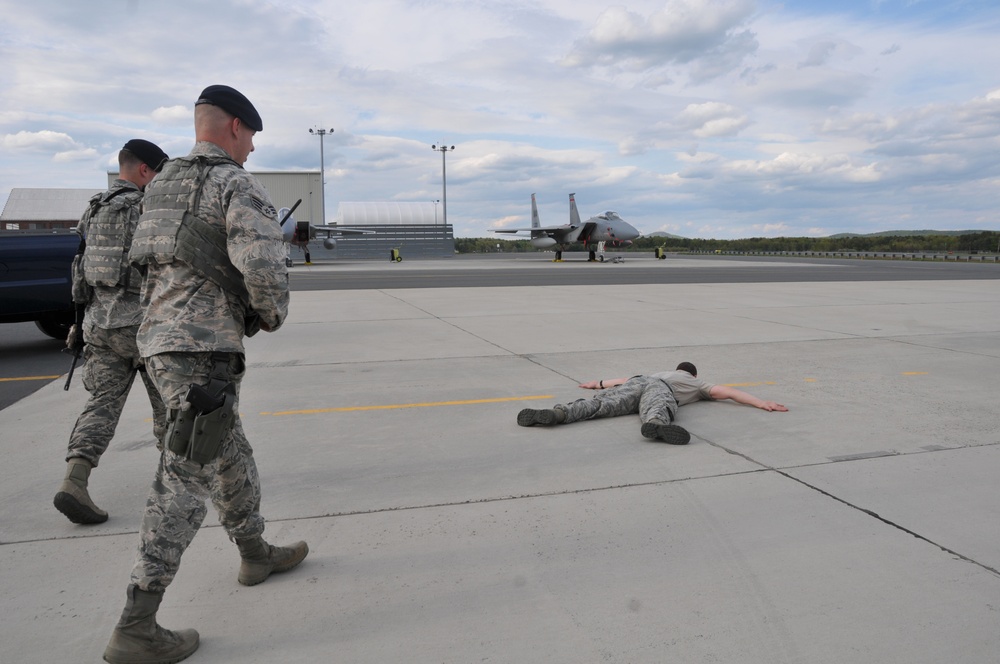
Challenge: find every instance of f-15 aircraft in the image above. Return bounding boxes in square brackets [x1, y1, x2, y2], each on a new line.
[277, 199, 373, 266]
[493, 193, 640, 261]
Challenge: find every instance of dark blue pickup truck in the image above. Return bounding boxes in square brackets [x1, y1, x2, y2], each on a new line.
[0, 231, 79, 339]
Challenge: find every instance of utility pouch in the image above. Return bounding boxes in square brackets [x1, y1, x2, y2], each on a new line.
[165, 353, 237, 465]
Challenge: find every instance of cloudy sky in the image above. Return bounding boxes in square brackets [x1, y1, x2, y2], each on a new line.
[2, 0, 999, 238]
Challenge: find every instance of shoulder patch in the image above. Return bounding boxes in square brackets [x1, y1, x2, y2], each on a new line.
[250, 196, 277, 218]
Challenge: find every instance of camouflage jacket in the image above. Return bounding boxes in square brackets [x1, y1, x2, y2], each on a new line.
[134, 142, 289, 356]
[75, 179, 145, 330]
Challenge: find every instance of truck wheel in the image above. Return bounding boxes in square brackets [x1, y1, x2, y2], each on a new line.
[35, 319, 72, 341]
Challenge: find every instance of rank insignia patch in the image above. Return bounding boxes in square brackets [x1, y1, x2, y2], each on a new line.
[250, 196, 277, 217]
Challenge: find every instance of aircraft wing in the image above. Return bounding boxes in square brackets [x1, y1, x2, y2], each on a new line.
[311, 224, 375, 236]
[493, 225, 576, 234]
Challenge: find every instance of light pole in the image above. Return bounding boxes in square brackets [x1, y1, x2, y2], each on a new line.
[431, 144, 454, 226]
[432, 199, 440, 224]
[309, 127, 334, 224]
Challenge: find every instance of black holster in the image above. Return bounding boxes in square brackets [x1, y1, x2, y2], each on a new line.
[165, 353, 237, 465]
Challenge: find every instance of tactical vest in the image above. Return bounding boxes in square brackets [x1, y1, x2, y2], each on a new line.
[129, 155, 250, 306]
[81, 186, 141, 289]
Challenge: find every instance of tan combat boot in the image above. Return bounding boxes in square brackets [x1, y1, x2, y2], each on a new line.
[235, 536, 309, 586]
[103, 585, 199, 664]
[54, 458, 108, 524]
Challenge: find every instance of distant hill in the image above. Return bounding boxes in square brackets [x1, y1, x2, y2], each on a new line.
[645, 231, 688, 239]
[827, 230, 989, 239]
[647, 230, 992, 240]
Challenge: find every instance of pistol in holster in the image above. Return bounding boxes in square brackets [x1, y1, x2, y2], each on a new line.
[165, 353, 237, 465]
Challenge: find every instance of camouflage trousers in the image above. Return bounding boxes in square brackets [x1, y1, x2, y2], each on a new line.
[66, 324, 167, 466]
[130, 352, 265, 593]
[558, 375, 678, 425]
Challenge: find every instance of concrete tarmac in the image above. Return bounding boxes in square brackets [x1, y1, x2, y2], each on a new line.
[2, 258, 999, 663]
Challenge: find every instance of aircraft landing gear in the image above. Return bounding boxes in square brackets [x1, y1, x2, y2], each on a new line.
[304, 248, 312, 265]
[588, 250, 598, 262]
[553, 250, 563, 262]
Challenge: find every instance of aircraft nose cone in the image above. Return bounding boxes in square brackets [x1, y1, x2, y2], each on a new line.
[623, 223, 640, 240]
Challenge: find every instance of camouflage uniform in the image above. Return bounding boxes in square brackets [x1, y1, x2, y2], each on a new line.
[559, 375, 681, 424]
[558, 371, 716, 424]
[66, 179, 168, 466]
[131, 353, 262, 591]
[127, 141, 289, 592]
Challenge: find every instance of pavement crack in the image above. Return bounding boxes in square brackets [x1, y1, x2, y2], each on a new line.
[773, 470, 1000, 579]
[702, 438, 1000, 579]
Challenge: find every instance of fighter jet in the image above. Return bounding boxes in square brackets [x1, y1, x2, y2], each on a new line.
[278, 199, 373, 266]
[493, 193, 640, 261]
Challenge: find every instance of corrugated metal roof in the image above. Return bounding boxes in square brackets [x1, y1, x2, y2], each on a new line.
[1, 188, 102, 221]
[337, 202, 441, 225]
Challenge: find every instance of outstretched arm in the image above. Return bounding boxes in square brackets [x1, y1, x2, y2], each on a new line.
[579, 377, 628, 390]
[709, 385, 788, 411]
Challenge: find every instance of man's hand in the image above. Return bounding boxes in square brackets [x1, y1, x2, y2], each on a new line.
[66, 324, 84, 353]
[759, 401, 788, 412]
[579, 380, 601, 389]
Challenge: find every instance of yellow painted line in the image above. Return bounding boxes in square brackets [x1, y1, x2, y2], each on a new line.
[902, 372, 928, 376]
[0, 375, 61, 383]
[261, 394, 555, 417]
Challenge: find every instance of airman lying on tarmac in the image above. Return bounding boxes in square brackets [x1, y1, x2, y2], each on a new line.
[517, 361, 788, 444]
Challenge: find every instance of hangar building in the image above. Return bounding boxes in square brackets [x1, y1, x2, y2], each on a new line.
[0, 188, 100, 230]
[2, 170, 454, 259]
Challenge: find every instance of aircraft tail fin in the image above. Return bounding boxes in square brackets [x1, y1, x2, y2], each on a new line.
[277, 199, 302, 243]
[278, 207, 297, 242]
[569, 192, 582, 226]
[531, 193, 540, 229]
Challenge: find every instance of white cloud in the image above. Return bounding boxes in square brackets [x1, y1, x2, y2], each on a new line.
[562, 0, 758, 80]
[151, 106, 191, 126]
[799, 41, 838, 68]
[677, 101, 749, 137]
[1, 0, 999, 239]
[2, 130, 79, 152]
[752, 222, 790, 234]
[54, 149, 100, 163]
[724, 151, 882, 183]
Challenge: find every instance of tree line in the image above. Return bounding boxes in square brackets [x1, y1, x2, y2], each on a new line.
[455, 232, 1000, 255]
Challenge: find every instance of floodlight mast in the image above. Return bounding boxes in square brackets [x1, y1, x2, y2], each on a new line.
[431, 144, 455, 226]
[309, 127, 334, 224]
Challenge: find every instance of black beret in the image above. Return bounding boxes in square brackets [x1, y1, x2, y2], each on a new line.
[195, 84, 263, 132]
[122, 139, 169, 172]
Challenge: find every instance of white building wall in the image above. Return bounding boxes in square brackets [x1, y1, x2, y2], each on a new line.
[108, 170, 324, 223]
[254, 171, 322, 223]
